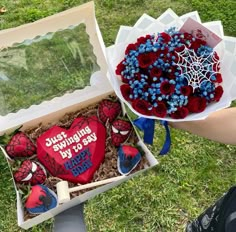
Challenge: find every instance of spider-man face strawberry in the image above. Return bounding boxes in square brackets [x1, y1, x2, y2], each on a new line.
[14, 160, 47, 185]
[25, 185, 57, 214]
[3, 132, 36, 158]
[98, 99, 121, 124]
[111, 119, 132, 146]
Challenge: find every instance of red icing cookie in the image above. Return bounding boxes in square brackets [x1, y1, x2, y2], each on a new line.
[37, 116, 106, 184]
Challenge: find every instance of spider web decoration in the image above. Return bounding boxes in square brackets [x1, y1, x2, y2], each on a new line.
[43, 153, 70, 176]
[175, 46, 220, 91]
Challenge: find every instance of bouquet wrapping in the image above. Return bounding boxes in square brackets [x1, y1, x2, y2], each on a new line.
[106, 9, 236, 122]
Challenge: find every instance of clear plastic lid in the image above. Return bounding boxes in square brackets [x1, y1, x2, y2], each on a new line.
[0, 23, 99, 116]
[0, 2, 110, 132]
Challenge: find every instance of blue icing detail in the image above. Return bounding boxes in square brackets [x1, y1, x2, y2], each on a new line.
[71, 159, 92, 177]
[63, 148, 93, 177]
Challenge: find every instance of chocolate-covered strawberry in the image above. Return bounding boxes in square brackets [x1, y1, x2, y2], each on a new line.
[25, 185, 57, 214]
[111, 119, 132, 146]
[14, 160, 47, 185]
[0, 130, 36, 158]
[98, 99, 121, 124]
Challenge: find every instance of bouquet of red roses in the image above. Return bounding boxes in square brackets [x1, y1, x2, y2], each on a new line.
[116, 28, 223, 119]
[106, 10, 235, 122]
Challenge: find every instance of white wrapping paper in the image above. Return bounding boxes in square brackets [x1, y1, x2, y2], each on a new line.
[106, 9, 236, 121]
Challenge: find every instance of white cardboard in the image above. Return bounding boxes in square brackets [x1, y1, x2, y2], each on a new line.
[0, 2, 158, 229]
[0, 1, 108, 134]
[179, 11, 201, 23]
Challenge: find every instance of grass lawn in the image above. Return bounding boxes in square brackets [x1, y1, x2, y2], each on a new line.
[0, 0, 236, 231]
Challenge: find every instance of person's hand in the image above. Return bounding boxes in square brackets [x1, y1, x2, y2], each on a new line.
[169, 107, 236, 145]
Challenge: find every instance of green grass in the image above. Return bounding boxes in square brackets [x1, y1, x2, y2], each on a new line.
[0, 0, 236, 231]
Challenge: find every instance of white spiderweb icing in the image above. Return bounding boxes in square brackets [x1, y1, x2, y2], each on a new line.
[175, 46, 220, 90]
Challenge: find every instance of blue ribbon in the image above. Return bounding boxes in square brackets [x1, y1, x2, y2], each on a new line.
[159, 120, 171, 155]
[133, 117, 155, 145]
[133, 117, 171, 155]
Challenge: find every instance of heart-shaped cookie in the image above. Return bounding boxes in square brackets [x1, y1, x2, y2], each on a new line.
[37, 116, 106, 184]
[98, 99, 121, 124]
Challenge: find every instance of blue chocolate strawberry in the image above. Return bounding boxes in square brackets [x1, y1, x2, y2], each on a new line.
[25, 185, 57, 214]
[117, 145, 141, 175]
[98, 99, 121, 124]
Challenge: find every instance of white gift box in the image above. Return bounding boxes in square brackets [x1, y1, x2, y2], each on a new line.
[106, 9, 236, 122]
[0, 2, 158, 229]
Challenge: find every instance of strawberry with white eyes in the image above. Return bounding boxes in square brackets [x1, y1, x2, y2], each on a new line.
[111, 119, 132, 146]
[14, 160, 47, 185]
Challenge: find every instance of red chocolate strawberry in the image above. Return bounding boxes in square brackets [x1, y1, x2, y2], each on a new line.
[0, 129, 36, 158]
[14, 160, 47, 185]
[98, 99, 121, 124]
[111, 119, 132, 146]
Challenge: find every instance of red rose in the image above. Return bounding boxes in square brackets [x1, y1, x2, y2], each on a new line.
[136, 35, 152, 45]
[116, 60, 125, 75]
[190, 41, 201, 51]
[167, 72, 176, 79]
[169, 51, 178, 61]
[137, 52, 156, 68]
[162, 57, 170, 64]
[211, 73, 222, 83]
[213, 52, 219, 61]
[160, 32, 171, 43]
[120, 84, 132, 102]
[150, 67, 162, 79]
[153, 101, 167, 118]
[161, 47, 169, 55]
[134, 73, 142, 81]
[160, 81, 175, 95]
[166, 66, 178, 79]
[121, 75, 129, 84]
[170, 107, 189, 119]
[190, 38, 207, 51]
[183, 33, 193, 40]
[214, 86, 224, 101]
[187, 97, 207, 113]
[216, 73, 222, 83]
[132, 99, 152, 116]
[125, 43, 137, 55]
[143, 84, 151, 92]
[155, 49, 162, 57]
[175, 45, 185, 53]
[213, 62, 220, 72]
[180, 86, 193, 96]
